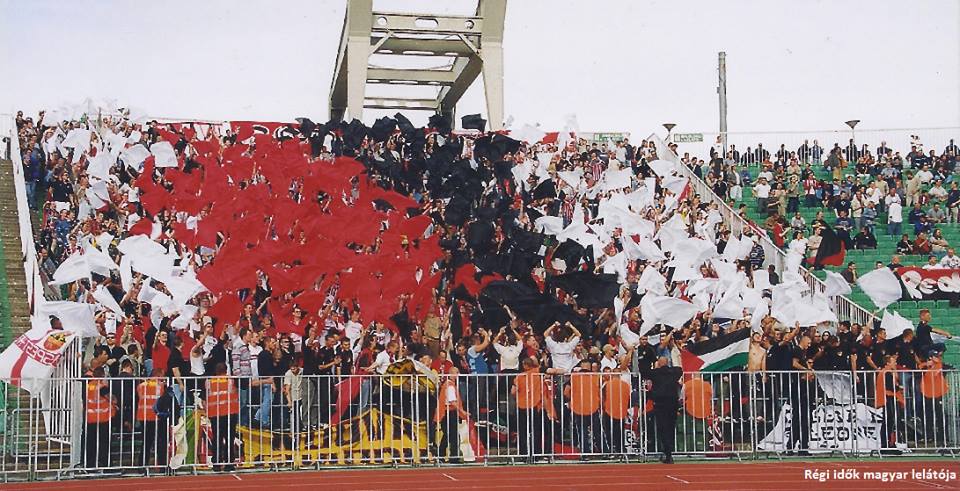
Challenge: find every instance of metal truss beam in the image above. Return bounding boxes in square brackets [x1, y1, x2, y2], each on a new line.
[329, 0, 506, 129]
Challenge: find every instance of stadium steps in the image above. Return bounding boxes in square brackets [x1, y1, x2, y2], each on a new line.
[0, 164, 67, 463]
[0, 160, 32, 350]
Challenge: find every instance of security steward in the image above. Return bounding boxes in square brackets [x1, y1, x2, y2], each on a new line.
[84, 366, 117, 469]
[646, 356, 682, 463]
[136, 368, 168, 466]
[206, 362, 240, 471]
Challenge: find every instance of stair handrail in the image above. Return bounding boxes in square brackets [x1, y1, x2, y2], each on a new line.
[1, 116, 43, 334]
[648, 133, 877, 327]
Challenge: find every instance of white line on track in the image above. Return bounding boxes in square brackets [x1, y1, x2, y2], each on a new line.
[442, 473, 458, 481]
[666, 475, 690, 484]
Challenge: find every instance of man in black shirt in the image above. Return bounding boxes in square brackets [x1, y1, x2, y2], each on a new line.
[892, 330, 919, 370]
[645, 357, 683, 463]
[914, 309, 952, 357]
[867, 328, 890, 370]
[635, 336, 658, 376]
[255, 337, 279, 428]
[301, 325, 322, 428]
[316, 334, 340, 424]
[336, 337, 355, 376]
[788, 335, 815, 455]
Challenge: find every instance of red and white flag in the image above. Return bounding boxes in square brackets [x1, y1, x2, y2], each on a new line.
[0, 328, 77, 393]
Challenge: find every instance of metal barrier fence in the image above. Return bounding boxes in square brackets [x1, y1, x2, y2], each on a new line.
[1, 369, 957, 481]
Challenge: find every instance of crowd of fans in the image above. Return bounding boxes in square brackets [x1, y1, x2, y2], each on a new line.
[9, 109, 954, 468]
[686, 135, 960, 264]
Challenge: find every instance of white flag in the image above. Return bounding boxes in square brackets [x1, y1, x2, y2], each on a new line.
[856, 268, 902, 310]
[824, 270, 852, 298]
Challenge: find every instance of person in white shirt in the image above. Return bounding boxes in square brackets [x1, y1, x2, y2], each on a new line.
[884, 190, 902, 208]
[916, 166, 934, 184]
[599, 344, 619, 371]
[372, 321, 393, 347]
[364, 341, 398, 374]
[544, 321, 582, 373]
[189, 331, 208, 376]
[928, 180, 948, 202]
[753, 178, 771, 215]
[940, 248, 960, 269]
[865, 183, 882, 207]
[887, 201, 903, 237]
[283, 356, 304, 428]
[923, 255, 946, 270]
[618, 322, 641, 355]
[493, 326, 523, 373]
[342, 310, 364, 355]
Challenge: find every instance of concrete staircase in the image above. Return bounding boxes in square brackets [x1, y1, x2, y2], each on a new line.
[0, 159, 41, 463]
[0, 160, 31, 348]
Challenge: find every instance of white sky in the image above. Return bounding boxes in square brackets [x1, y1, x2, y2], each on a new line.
[1, 0, 958, 136]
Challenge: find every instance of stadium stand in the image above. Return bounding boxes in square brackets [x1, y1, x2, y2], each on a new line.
[0, 109, 955, 477]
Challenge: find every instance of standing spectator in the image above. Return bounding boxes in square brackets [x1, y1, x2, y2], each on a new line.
[23, 142, 43, 209]
[230, 328, 254, 425]
[493, 326, 523, 373]
[283, 354, 304, 432]
[914, 310, 953, 357]
[789, 336, 815, 455]
[315, 334, 339, 424]
[544, 322, 582, 373]
[601, 365, 632, 455]
[254, 336, 279, 427]
[465, 328, 492, 415]
[887, 199, 903, 236]
[754, 177, 771, 217]
[946, 182, 960, 223]
[905, 171, 922, 206]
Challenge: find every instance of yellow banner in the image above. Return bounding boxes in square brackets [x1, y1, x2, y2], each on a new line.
[238, 408, 430, 466]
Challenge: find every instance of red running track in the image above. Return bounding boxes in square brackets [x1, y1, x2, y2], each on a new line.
[5, 461, 959, 490]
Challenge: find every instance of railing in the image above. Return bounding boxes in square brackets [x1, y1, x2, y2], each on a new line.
[650, 134, 878, 327]
[0, 115, 43, 326]
[1, 369, 957, 481]
[670, 127, 960, 165]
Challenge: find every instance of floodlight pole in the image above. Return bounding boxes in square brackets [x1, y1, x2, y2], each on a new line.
[845, 119, 860, 148]
[718, 52, 728, 157]
[663, 123, 676, 143]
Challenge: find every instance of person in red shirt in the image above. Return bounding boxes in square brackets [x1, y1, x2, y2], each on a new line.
[151, 330, 171, 375]
[803, 177, 819, 208]
[431, 350, 454, 374]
